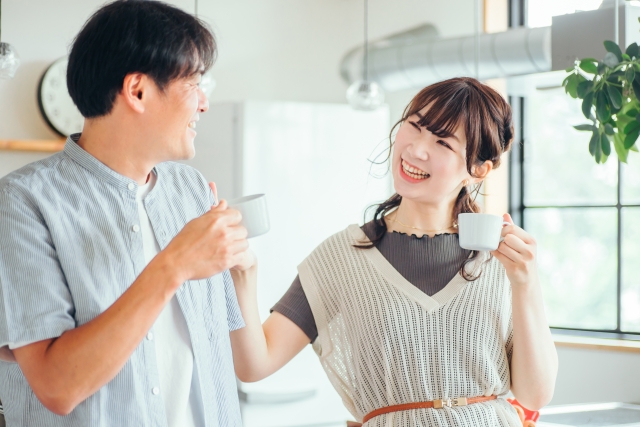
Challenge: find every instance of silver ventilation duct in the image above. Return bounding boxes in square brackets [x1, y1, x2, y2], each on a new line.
[340, 3, 640, 92]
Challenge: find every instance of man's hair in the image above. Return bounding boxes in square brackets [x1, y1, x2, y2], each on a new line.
[67, 0, 216, 118]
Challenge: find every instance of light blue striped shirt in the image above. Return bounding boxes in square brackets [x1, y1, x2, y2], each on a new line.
[0, 135, 244, 427]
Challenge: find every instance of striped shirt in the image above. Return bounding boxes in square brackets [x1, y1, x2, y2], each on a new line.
[0, 134, 245, 427]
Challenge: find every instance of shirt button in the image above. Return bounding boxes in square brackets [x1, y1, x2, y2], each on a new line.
[128, 183, 135, 191]
[152, 387, 160, 395]
[146, 332, 154, 340]
[132, 225, 140, 233]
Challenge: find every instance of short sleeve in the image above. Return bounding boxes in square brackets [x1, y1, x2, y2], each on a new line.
[271, 275, 318, 342]
[0, 189, 76, 349]
[222, 270, 245, 331]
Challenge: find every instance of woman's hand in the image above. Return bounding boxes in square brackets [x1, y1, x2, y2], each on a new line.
[492, 214, 557, 410]
[491, 213, 538, 288]
[208, 182, 256, 272]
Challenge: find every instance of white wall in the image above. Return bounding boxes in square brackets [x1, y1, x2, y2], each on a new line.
[553, 347, 640, 405]
[2, 0, 638, 411]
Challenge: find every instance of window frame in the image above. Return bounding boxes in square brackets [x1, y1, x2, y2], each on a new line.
[507, 0, 640, 340]
[510, 94, 640, 340]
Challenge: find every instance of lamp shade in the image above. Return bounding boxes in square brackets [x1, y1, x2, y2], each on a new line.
[0, 42, 20, 79]
[346, 80, 385, 111]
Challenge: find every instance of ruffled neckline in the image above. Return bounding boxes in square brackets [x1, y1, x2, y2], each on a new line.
[389, 230, 459, 240]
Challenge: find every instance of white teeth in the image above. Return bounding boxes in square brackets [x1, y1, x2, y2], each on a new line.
[402, 160, 429, 179]
[188, 121, 196, 129]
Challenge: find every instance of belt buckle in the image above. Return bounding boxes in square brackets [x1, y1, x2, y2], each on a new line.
[434, 397, 468, 409]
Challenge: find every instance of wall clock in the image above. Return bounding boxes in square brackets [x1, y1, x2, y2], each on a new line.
[37, 57, 84, 137]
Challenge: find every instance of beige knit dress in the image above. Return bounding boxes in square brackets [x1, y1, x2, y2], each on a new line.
[298, 225, 522, 427]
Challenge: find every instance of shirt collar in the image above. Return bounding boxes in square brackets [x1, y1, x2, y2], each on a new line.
[63, 133, 155, 192]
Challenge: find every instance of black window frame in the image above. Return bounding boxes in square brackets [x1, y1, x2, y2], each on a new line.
[507, 0, 640, 341]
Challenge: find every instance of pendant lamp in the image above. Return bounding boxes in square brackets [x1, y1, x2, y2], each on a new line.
[0, 0, 20, 79]
[346, 0, 384, 111]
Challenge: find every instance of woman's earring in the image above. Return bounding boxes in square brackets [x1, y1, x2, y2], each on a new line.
[462, 179, 470, 187]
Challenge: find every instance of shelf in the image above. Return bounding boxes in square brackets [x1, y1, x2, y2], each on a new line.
[0, 139, 66, 153]
[553, 334, 640, 354]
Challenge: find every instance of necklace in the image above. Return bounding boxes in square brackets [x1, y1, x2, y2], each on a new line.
[386, 212, 458, 234]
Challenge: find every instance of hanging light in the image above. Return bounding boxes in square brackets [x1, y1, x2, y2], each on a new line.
[195, 0, 216, 97]
[346, 0, 384, 111]
[0, 0, 20, 79]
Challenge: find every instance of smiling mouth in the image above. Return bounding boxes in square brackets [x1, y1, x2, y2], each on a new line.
[401, 159, 430, 180]
[188, 121, 197, 129]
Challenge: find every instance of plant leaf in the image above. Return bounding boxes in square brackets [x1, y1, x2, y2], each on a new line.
[605, 123, 615, 135]
[604, 52, 620, 68]
[565, 74, 579, 98]
[595, 134, 603, 163]
[613, 132, 629, 163]
[627, 42, 640, 58]
[631, 144, 639, 152]
[574, 124, 597, 131]
[633, 79, 640, 102]
[627, 66, 636, 83]
[607, 84, 623, 109]
[625, 128, 640, 148]
[580, 59, 598, 74]
[598, 62, 607, 75]
[582, 92, 595, 119]
[626, 108, 639, 117]
[577, 80, 593, 98]
[623, 53, 632, 61]
[589, 131, 599, 156]
[624, 120, 640, 134]
[604, 40, 623, 62]
[596, 91, 611, 122]
[601, 133, 612, 156]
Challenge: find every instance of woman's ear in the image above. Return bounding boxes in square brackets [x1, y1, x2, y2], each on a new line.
[471, 160, 493, 182]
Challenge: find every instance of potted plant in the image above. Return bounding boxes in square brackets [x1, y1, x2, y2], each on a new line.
[564, 37, 640, 163]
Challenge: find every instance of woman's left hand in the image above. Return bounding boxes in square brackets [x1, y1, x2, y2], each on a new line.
[491, 213, 538, 288]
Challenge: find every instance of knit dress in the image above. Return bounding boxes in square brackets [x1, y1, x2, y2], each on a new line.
[294, 224, 521, 427]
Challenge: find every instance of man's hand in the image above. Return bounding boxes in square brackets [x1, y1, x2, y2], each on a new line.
[162, 197, 248, 283]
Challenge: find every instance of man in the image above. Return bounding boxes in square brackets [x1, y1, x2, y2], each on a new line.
[0, 1, 253, 426]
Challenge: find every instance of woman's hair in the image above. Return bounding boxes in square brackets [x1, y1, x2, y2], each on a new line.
[358, 77, 514, 280]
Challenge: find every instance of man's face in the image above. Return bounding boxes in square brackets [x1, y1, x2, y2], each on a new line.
[144, 73, 209, 162]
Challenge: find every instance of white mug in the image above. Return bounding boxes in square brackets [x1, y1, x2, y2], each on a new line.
[458, 213, 511, 251]
[228, 194, 270, 239]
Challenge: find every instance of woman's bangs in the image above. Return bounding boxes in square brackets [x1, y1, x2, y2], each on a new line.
[414, 90, 468, 139]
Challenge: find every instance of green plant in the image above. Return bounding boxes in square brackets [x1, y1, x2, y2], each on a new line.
[564, 38, 640, 163]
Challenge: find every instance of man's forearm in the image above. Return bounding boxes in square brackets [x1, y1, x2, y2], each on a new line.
[13, 251, 183, 415]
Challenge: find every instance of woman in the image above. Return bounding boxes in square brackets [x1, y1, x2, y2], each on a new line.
[227, 77, 558, 426]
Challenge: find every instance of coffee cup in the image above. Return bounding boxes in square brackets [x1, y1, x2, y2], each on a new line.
[228, 194, 270, 239]
[457, 213, 511, 251]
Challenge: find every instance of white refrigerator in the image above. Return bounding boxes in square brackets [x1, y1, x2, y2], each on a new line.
[183, 101, 392, 427]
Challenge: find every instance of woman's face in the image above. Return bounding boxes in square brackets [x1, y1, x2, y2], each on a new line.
[391, 109, 471, 206]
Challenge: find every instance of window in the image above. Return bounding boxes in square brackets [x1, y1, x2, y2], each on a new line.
[510, 0, 640, 338]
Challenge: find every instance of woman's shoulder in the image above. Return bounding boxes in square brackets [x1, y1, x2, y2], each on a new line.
[301, 224, 369, 263]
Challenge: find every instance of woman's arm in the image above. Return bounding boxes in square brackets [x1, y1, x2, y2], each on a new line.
[492, 214, 558, 411]
[229, 263, 310, 382]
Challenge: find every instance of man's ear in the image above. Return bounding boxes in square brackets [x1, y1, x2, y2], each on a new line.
[472, 160, 493, 182]
[120, 73, 147, 114]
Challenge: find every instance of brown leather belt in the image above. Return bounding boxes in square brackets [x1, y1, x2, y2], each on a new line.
[349, 395, 498, 426]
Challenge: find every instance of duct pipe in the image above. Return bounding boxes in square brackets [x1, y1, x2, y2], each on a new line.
[340, 26, 551, 92]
